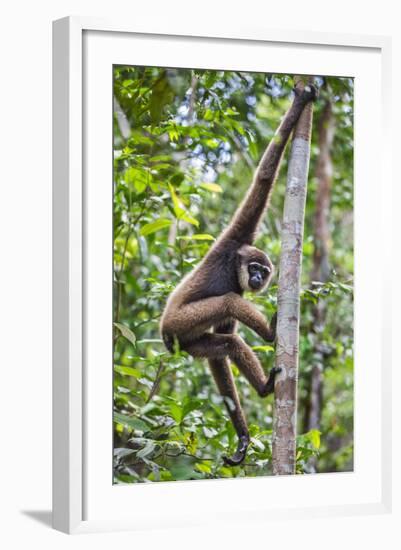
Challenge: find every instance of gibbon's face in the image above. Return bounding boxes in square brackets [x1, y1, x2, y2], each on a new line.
[237, 246, 273, 293]
[247, 261, 271, 290]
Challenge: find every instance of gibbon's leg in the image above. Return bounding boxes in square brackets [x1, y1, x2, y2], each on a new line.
[182, 333, 280, 398]
[163, 293, 276, 343]
[209, 320, 250, 466]
[208, 357, 250, 466]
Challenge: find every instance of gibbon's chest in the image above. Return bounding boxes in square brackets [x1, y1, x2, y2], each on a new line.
[189, 249, 241, 301]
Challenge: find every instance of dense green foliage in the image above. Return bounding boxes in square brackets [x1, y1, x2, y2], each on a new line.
[113, 67, 354, 483]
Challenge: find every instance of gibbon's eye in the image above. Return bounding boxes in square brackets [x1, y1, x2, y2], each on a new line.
[249, 262, 270, 277]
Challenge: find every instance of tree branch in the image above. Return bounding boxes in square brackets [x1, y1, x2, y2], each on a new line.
[272, 76, 315, 475]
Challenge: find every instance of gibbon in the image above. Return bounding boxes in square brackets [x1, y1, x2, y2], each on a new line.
[161, 84, 317, 465]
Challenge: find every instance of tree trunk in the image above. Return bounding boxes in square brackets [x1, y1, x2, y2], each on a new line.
[303, 99, 334, 460]
[113, 96, 131, 140]
[311, 99, 334, 285]
[272, 78, 314, 475]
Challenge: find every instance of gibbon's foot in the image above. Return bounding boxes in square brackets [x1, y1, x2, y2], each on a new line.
[260, 366, 282, 397]
[223, 435, 250, 467]
[294, 83, 318, 102]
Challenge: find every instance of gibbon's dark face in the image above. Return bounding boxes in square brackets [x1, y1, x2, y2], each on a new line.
[237, 245, 273, 293]
[248, 261, 271, 290]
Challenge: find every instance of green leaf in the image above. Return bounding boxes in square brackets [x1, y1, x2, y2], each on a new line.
[140, 219, 172, 236]
[149, 74, 173, 124]
[203, 108, 214, 121]
[182, 397, 203, 419]
[113, 412, 149, 432]
[195, 462, 212, 474]
[168, 183, 184, 215]
[114, 322, 136, 346]
[250, 437, 265, 451]
[202, 426, 218, 439]
[136, 440, 156, 459]
[252, 345, 275, 353]
[307, 429, 321, 449]
[114, 365, 141, 378]
[177, 234, 215, 241]
[248, 140, 259, 159]
[205, 138, 219, 149]
[124, 166, 150, 194]
[338, 282, 353, 293]
[168, 184, 199, 227]
[114, 447, 136, 459]
[225, 107, 239, 116]
[136, 338, 164, 345]
[204, 72, 218, 89]
[179, 211, 199, 227]
[122, 79, 133, 87]
[150, 154, 171, 163]
[168, 127, 179, 142]
[200, 182, 223, 193]
[168, 402, 182, 423]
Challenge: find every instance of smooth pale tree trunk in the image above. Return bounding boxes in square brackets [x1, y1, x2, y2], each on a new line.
[303, 99, 334, 469]
[114, 96, 131, 140]
[272, 78, 314, 475]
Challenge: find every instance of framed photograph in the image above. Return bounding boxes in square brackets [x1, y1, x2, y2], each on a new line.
[52, 17, 392, 534]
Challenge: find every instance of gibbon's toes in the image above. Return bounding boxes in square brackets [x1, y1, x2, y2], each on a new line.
[223, 454, 245, 467]
[223, 435, 249, 466]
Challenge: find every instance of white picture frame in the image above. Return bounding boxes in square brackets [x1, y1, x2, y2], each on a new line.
[52, 16, 392, 534]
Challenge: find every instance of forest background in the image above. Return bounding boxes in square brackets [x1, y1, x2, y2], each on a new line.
[112, 67, 354, 483]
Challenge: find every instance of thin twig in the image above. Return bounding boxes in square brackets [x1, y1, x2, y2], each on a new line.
[114, 204, 147, 327]
[146, 360, 165, 403]
[133, 314, 161, 330]
[165, 451, 215, 461]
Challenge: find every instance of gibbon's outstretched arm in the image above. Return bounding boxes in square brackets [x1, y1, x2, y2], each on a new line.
[221, 84, 317, 244]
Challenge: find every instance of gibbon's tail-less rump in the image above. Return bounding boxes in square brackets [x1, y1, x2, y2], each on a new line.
[160, 82, 317, 466]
